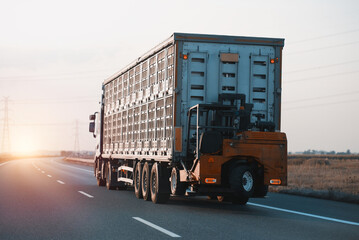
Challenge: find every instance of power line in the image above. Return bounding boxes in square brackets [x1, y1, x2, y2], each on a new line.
[284, 59, 359, 74]
[288, 28, 359, 45]
[1, 97, 11, 153]
[283, 90, 359, 104]
[283, 98, 359, 111]
[74, 120, 80, 156]
[286, 40, 359, 55]
[0, 68, 117, 80]
[284, 70, 359, 83]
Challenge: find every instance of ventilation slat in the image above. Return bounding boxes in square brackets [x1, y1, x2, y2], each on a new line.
[253, 74, 266, 79]
[192, 58, 205, 63]
[192, 71, 205, 77]
[223, 73, 236, 78]
[253, 87, 266, 92]
[191, 85, 204, 90]
[253, 98, 266, 103]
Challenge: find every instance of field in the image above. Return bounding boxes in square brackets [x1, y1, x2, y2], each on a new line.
[270, 155, 359, 204]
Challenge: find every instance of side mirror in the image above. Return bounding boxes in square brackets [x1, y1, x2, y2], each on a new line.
[89, 122, 95, 133]
[89, 114, 96, 121]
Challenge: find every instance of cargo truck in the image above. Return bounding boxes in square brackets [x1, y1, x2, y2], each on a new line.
[89, 33, 287, 204]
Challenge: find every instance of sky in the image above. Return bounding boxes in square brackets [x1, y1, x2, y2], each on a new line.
[0, 0, 359, 154]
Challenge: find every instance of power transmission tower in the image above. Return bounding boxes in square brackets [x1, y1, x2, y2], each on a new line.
[74, 119, 80, 156]
[1, 97, 11, 153]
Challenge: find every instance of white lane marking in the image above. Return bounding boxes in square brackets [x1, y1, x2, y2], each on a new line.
[133, 217, 181, 238]
[57, 180, 65, 184]
[37, 169, 41, 171]
[78, 191, 94, 198]
[41, 171, 45, 174]
[47, 175, 52, 178]
[248, 202, 359, 226]
[0, 161, 11, 167]
[31, 161, 39, 169]
[52, 160, 93, 174]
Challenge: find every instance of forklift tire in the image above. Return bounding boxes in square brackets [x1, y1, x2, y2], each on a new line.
[229, 165, 255, 199]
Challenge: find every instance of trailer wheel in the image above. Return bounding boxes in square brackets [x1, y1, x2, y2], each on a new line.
[96, 161, 106, 187]
[106, 163, 116, 190]
[134, 162, 143, 199]
[229, 165, 254, 199]
[170, 168, 186, 196]
[141, 162, 151, 201]
[97, 178, 106, 186]
[150, 163, 170, 204]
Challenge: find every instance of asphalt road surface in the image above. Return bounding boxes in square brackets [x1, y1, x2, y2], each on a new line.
[0, 157, 358, 240]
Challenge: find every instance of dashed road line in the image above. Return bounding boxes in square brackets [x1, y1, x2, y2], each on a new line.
[247, 202, 359, 226]
[133, 217, 181, 238]
[47, 175, 52, 178]
[41, 171, 45, 174]
[57, 180, 65, 184]
[0, 161, 11, 167]
[78, 191, 94, 198]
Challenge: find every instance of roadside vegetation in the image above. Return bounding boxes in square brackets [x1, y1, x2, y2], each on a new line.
[270, 155, 359, 204]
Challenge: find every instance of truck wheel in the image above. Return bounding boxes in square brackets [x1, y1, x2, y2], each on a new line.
[134, 162, 143, 199]
[94, 158, 97, 177]
[150, 163, 170, 204]
[97, 178, 106, 186]
[141, 162, 151, 201]
[96, 161, 106, 187]
[229, 165, 255, 199]
[106, 163, 116, 190]
[170, 168, 186, 196]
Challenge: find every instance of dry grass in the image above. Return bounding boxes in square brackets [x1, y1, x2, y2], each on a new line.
[270, 156, 359, 204]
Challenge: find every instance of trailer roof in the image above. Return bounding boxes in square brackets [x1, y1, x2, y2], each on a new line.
[104, 33, 284, 85]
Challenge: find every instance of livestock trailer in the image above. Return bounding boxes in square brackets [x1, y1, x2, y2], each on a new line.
[89, 33, 287, 204]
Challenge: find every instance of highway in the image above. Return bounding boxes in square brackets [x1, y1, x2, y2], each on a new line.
[0, 157, 358, 240]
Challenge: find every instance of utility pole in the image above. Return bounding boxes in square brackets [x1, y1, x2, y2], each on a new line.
[74, 119, 80, 157]
[1, 97, 11, 154]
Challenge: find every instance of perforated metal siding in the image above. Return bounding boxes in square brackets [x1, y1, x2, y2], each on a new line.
[103, 45, 175, 157]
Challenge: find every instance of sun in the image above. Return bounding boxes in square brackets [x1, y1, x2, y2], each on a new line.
[11, 133, 38, 155]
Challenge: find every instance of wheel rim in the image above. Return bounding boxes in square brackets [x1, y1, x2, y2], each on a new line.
[135, 167, 140, 190]
[242, 171, 253, 192]
[171, 171, 177, 193]
[151, 170, 157, 194]
[143, 170, 148, 193]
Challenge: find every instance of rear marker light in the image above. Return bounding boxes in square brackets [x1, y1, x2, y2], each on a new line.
[205, 178, 217, 184]
[270, 179, 281, 185]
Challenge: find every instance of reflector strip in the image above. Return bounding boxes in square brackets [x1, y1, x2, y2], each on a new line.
[270, 179, 281, 185]
[205, 178, 217, 184]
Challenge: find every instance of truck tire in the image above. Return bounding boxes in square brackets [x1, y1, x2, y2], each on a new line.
[134, 162, 143, 199]
[96, 161, 106, 187]
[170, 167, 186, 196]
[106, 163, 116, 190]
[150, 163, 170, 204]
[254, 184, 268, 198]
[229, 165, 254, 200]
[141, 162, 151, 201]
[97, 178, 106, 187]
